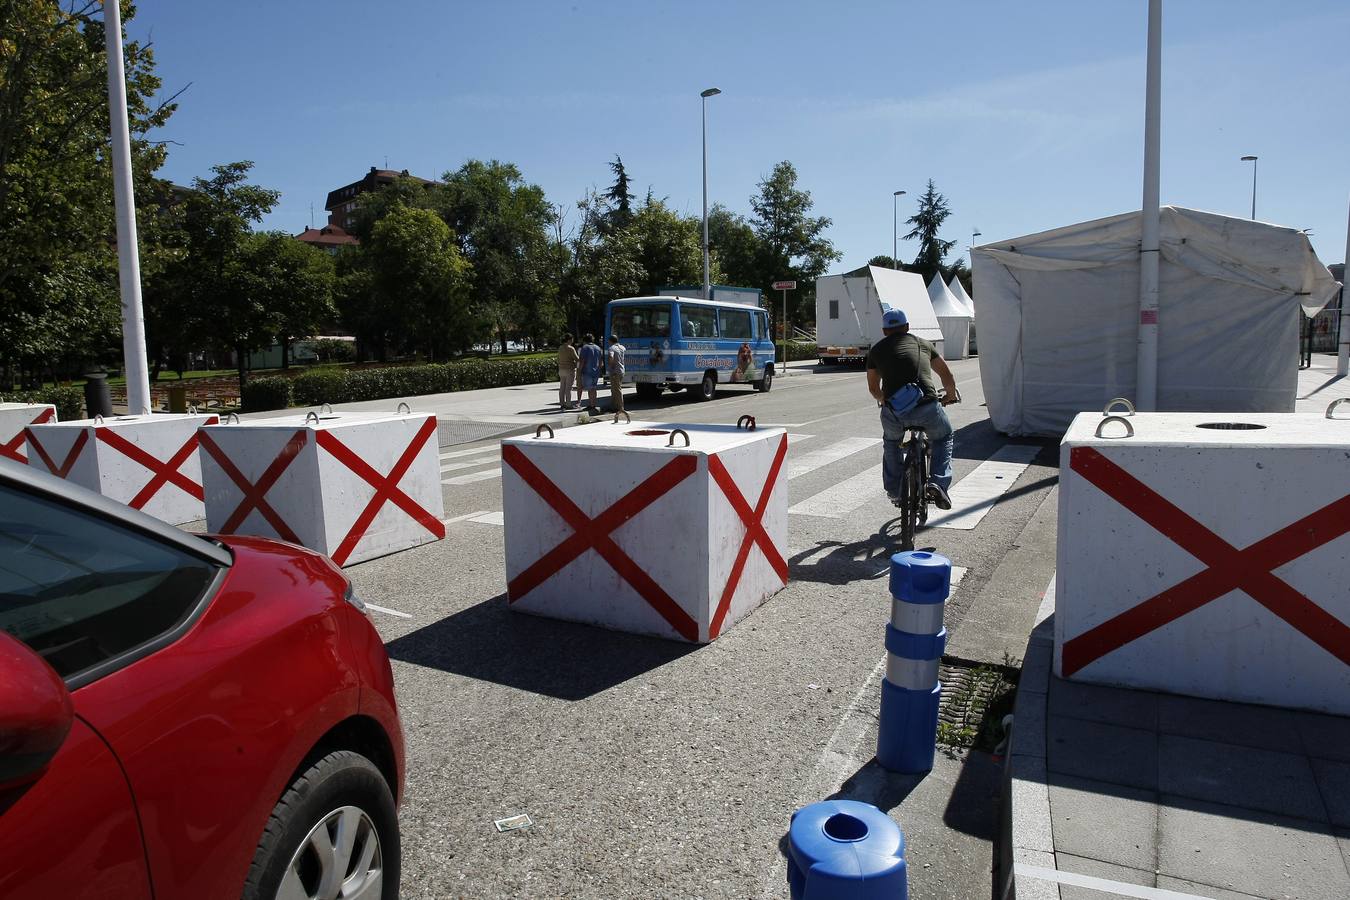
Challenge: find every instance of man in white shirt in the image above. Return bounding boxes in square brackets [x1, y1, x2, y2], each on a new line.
[607, 334, 626, 413]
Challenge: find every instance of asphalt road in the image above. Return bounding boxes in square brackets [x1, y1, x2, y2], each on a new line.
[344, 357, 1061, 899]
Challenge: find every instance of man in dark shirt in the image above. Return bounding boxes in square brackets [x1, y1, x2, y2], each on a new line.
[865, 308, 961, 509]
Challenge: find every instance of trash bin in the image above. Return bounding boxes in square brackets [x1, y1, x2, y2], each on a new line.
[83, 373, 112, 418]
[168, 385, 187, 413]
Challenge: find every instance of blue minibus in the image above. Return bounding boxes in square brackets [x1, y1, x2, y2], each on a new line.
[604, 295, 776, 401]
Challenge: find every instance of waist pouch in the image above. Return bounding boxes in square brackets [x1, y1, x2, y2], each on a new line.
[886, 383, 923, 415]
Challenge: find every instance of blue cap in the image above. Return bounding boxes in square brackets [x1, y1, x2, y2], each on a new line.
[882, 308, 908, 328]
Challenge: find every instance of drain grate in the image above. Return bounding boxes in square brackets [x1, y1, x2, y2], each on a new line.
[937, 660, 1018, 751]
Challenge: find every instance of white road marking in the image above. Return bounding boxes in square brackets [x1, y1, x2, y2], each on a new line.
[788, 464, 884, 519]
[1015, 864, 1212, 900]
[442, 468, 503, 486]
[927, 443, 1041, 530]
[440, 453, 499, 472]
[365, 603, 412, 619]
[785, 436, 881, 481]
[439, 445, 502, 460]
[787, 433, 815, 445]
[468, 511, 504, 525]
[441, 510, 493, 524]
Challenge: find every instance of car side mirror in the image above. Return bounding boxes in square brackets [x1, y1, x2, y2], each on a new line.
[0, 632, 73, 790]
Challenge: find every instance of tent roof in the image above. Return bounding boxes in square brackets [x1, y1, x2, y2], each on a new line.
[948, 274, 975, 317]
[974, 206, 1338, 316]
[866, 265, 942, 331]
[927, 273, 970, 319]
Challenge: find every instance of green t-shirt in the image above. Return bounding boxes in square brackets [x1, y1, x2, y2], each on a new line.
[866, 332, 938, 401]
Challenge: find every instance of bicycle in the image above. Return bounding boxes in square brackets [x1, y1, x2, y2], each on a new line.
[892, 387, 961, 551]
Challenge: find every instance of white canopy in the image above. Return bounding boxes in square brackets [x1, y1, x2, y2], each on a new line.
[814, 265, 944, 356]
[927, 273, 971, 359]
[948, 275, 975, 318]
[972, 206, 1340, 436]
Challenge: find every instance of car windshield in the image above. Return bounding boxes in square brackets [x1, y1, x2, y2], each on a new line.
[0, 486, 220, 679]
[611, 304, 671, 340]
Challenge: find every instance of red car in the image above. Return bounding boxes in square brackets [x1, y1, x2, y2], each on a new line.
[0, 457, 404, 900]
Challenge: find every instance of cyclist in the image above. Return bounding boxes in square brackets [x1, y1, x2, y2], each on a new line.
[865, 308, 961, 510]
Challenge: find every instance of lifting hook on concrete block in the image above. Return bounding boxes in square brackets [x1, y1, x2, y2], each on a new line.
[1327, 398, 1350, 420]
[186, 403, 198, 415]
[612, 410, 631, 424]
[223, 412, 240, 424]
[1096, 415, 1134, 439]
[396, 401, 411, 414]
[93, 414, 105, 425]
[668, 429, 690, 448]
[304, 411, 320, 425]
[320, 402, 333, 415]
[1103, 397, 1136, 417]
[535, 424, 555, 439]
[736, 415, 757, 431]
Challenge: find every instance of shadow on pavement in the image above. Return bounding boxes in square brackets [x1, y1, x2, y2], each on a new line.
[788, 520, 902, 585]
[384, 593, 696, 701]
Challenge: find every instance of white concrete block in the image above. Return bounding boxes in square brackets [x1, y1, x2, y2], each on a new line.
[24, 413, 217, 525]
[198, 411, 445, 566]
[502, 421, 789, 642]
[1056, 411, 1350, 714]
[0, 403, 56, 465]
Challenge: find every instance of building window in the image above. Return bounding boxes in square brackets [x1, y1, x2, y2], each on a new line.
[829, 300, 839, 319]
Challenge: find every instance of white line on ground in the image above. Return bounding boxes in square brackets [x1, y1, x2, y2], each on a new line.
[786, 433, 815, 445]
[440, 453, 500, 473]
[364, 603, 412, 619]
[441, 510, 493, 524]
[927, 443, 1042, 530]
[1015, 864, 1211, 900]
[467, 511, 504, 525]
[438, 445, 502, 461]
[785, 436, 881, 480]
[787, 464, 883, 519]
[442, 469, 503, 486]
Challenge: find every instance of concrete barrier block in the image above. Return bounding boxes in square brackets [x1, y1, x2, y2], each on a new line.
[25, 413, 216, 525]
[0, 403, 56, 464]
[1057, 411, 1350, 714]
[501, 421, 788, 642]
[199, 411, 444, 565]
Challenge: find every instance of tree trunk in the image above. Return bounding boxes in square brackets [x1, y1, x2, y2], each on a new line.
[281, 337, 291, 370]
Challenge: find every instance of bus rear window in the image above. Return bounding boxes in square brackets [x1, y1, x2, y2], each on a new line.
[611, 305, 671, 339]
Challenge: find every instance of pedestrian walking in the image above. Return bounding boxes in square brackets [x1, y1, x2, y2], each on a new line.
[607, 334, 626, 413]
[557, 334, 580, 409]
[577, 333, 602, 412]
[865, 309, 961, 510]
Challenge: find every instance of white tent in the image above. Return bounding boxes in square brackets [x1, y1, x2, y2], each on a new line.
[972, 206, 1339, 436]
[927, 274, 971, 360]
[948, 275, 975, 318]
[815, 265, 943, 361]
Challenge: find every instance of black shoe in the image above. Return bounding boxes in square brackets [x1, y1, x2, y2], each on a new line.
[887, 492, 902, 508]
[925, 483, 952, 510]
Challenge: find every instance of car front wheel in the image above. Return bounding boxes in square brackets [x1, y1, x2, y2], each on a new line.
[695, 372, 717, 401]
[243, 750, 399, 900]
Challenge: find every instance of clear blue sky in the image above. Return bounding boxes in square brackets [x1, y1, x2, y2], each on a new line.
[132, 0, 1350, 272]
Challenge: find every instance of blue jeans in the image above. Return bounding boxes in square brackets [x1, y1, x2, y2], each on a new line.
[880, 400, 954, 496]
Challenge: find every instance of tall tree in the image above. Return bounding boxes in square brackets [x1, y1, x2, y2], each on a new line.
[604, 155, 634, 230]
[243, 233, 335, 369]
[627, 198, 705, 296]
[364, 206, 472, 360]
[707, 204, 759, 290]
[902, 179, 956, 283]
[749, 161, 840, 323]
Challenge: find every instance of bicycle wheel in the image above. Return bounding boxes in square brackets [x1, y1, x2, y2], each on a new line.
[917, 434, 931, 527]
[898, 436, 922, 551]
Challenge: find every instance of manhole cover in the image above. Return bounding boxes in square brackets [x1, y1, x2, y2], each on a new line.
[628, 429, 670, 436]
[936, 660, 1018, 751]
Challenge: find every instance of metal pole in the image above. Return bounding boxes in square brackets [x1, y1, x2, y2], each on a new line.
[701, 91, 714, 300]
[1136, 0, 1162, 412]
[1340, 196, 1349, 376]
[893, 194, 898, 268]
[781, 288, 788, 365]
[1251, 158, 1257, 220]
[103, 0, 151, 416]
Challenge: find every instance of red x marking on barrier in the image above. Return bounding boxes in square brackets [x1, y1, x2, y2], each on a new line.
[92, 419, 218, 509]
[1061, 446, 1350, 677]
[315, 416, 444, 566]
[707, 433, 789, 639]
[24, 427, 89, 478]
[503, 444, 700, 641]
[199, 429, 308, 544]
[1, 408, 54, 462]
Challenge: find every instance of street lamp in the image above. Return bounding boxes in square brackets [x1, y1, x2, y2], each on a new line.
[892, 190, 906, 268]
[971, 228, 982, 261]
[701, 87, 721, 299]
[1241, 155, 1258, 220]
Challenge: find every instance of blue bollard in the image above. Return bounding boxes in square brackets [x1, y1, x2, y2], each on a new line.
[877, 551, 950, 773]
[787, 799, 908, 899]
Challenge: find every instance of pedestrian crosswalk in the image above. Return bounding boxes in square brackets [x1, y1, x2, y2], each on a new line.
[434, 433, 1043, 533]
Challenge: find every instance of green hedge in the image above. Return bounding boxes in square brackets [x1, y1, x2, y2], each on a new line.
[287, 357, 559, 408]
[1, 386, 85, 421]
[786, 340, 818, 362]
[241, 377, 293, 412]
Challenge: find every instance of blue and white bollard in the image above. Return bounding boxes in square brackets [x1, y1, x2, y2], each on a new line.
[877, 550, 950, 773]
[786, 799, 908, 899]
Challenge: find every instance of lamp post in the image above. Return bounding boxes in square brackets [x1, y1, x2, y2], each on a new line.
[701, 87, 721, 299]
[1241, 155, 1258, 220]
[971, 229, 982, 263]
[892, 190, 906, 268]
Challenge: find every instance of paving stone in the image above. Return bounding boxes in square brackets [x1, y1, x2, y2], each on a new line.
[1050, 676, 1158, 731]
[1011, 686, 1047, 759]
[1337, 829, 1350, 886]
[1159, 734, 1325, 821]
[1158, 797, 1349, 899]
[1054, 853, 1152, 900]
[1019, 637, 1052, 698]
[1311, 758, 1350, 828]
[1298, 711, 1350, 763]
[1155, 875, 1265, 899]
[1156, 693, 1305, 754]
[1012, 758, 1054, 854]
[1047, 716, 1158, 791]
[1048, 776, 1157, 872]
[1012, 848, 1062, 900]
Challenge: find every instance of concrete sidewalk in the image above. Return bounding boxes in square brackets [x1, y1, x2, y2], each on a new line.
[1004, 584, 1350, 900]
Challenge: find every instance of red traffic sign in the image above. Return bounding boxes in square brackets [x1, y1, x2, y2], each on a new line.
[772, 280, 797, 291]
